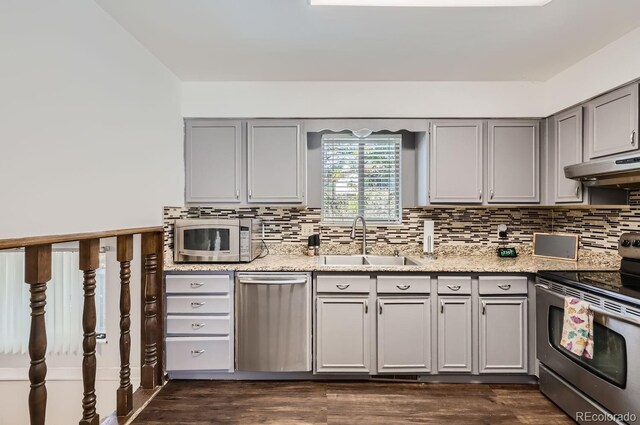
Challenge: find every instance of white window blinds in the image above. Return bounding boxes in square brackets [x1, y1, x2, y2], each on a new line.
[321, 134, 402, 224]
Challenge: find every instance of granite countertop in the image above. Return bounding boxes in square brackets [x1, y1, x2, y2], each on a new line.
[165, 252, 621, 274]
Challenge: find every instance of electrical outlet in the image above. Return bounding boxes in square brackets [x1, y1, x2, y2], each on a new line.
[300, 223, 314, 237]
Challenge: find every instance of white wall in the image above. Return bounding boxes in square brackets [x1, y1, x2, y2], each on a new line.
[0, 0, 184, 240]
[182, 81, 546, 118]
[545, 27, 640, 114]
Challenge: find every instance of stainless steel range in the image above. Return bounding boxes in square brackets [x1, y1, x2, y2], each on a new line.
[536, 233, 640, 425]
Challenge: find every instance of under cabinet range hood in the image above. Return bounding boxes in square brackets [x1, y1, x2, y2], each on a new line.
[564, 153, 640, 188]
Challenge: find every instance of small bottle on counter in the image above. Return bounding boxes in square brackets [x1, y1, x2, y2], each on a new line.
[307, 235, 315, 256]
[314, 234, 321, 256]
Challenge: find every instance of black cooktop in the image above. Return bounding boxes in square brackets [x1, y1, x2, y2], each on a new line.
[537, 270, 640, 307]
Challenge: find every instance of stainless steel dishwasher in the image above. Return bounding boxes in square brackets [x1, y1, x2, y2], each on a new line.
[236, 272, 312, 372]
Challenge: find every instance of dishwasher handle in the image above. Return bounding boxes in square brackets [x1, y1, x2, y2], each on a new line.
[238, 277, 308, 285]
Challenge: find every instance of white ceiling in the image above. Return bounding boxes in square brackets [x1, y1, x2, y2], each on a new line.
[95, 0, 640, 81]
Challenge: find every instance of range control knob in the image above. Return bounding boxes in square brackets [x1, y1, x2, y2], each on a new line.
[633, 240, 640, 248]
[621, 239, 632, 247]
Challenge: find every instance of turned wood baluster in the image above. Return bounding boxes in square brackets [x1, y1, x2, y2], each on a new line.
[79, 239, 100, 425]
[141, 233, 159, 389]
[116, 235, 134, 416]
[24, 244, 52, 425]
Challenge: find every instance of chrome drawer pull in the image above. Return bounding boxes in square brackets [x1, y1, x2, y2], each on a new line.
[336, 284, 350, 290]
[191, 323, 206, 330]
[396, 284, 410, 290]
[190, 282, 205, 288]
[191, 349, 206, 356]
[191, 302, 206, 308]
[447, 285, 461, 291]
[497, 284, 511, 290]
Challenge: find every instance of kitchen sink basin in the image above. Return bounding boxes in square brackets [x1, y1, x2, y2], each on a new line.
[320, 255, 420, 266]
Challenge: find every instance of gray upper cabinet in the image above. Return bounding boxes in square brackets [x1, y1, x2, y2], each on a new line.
[586, 83, 639, 160]
[487, 120, 540, 203]
[429, 121, 483, 203]
[247, 120, 305, 203]
[479, 297, 528, 374]
[316, 297, 371, 374]
[554, 108, 583, 203]
[377, 297, 430, 374]
[437, 296, 472, 373]
[185, 120, 241, 203]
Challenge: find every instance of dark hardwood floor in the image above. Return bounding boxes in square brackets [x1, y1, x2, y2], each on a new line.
[132, 380, 574, 425]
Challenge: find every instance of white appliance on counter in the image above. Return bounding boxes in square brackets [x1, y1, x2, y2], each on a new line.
[423, 220, 434, 254]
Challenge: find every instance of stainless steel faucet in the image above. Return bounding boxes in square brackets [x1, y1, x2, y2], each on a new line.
[350, 215, 367, 255]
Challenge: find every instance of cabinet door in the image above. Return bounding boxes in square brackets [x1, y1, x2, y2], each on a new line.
[437, 296, 472, 373]
[479, 297, 527, 374]
[185, 120, 241, 203]
[316, 297, 371, 373]
[377, 298, 430, 373]
[429, 121, 483, 203]
[555, 108, 583, 203]
[488, 120, 540, 203]
[247, 120, 305, 203]
[586, 84, 639, 159]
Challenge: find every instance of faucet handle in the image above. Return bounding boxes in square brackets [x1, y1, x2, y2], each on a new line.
[393, 249, 400, 257]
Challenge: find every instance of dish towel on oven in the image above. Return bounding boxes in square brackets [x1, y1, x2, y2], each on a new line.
[560, 297, 594, 359]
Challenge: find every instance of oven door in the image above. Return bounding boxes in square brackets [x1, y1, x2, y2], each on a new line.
[175, 223, 240, 262]
[536, 284, 640, 420]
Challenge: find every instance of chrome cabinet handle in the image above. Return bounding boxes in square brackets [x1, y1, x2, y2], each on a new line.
[364, 299, 368, 314]
[497, 284, 511, 291]
[575, 185, 580, 197]
[379, 300, 383, 315]
[396, 284, 410, 290]
[191, 349, 205, 356]
[447, 285, 461, 291]
[190, 282, 204, 288]
[490, 189, 494, 200]
[236, 189, 240, 198]
[481, 301, 486, 315]
[336, 284, 350, 290]
[191, 302, 206, 308]
[191, 323, 205, 330]
[440, 299, 445, 313]
[632, 130, 636, 146]
[479, 190, 482, 200]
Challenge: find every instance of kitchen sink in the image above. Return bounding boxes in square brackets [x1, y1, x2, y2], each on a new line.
[320, 255, 420, 266]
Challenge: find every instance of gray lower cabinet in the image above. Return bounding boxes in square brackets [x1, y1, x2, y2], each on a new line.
[247, 120, 305, 203]
[377, 297, 431, 373]
[437, 296, 472, 373]
[429, 121, 483, 203]
[316, 296, 371, 373]
[586, 83, 639, 159]
[185, 120, 242, 203]
[487, 120, 540, 203]
[479, 297, 528, 374]
[554, 108, 583, 203]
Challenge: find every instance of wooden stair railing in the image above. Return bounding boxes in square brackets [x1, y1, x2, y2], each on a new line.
[1, 227, 164, 425]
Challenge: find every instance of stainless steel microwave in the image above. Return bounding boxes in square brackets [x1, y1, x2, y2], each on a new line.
[174, 218, 263, 263]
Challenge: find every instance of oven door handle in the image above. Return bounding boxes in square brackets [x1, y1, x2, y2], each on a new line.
[536, 283, 640, 326]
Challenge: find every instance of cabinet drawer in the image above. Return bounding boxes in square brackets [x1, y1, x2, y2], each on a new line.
[317, 275, 371, 293]
[166, 337, 231, 371]
[166, 295, 231, 314]
[437, 276, 471, 295]
[166, 315, 230, 336]
[377, 276, 430, 294]
[479, 276, 528, 295]
[166, 274, 231, 294]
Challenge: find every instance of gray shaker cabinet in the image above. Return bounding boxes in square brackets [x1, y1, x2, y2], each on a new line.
[377, 297, 431, 373]
[429, 121, 483, 203]
[479, 297, 528, 374]
[316, 297, 371, 373]
[247, 120, 305, 203]
[437, 296, 472, 373]
[554, 108, 583, 203]
[487, 120, 540, 203]
[185, 120, 242, 203]
[586, 83, 639, 159]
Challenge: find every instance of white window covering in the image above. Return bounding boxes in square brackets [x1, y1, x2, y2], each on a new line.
[0, 251, 106, 355]
[322, 133, 402, 224]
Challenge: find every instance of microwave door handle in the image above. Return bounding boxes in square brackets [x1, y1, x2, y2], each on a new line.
[536, 284, 640, 326]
